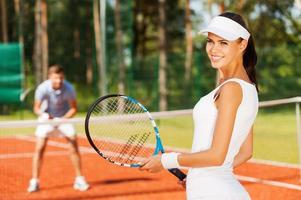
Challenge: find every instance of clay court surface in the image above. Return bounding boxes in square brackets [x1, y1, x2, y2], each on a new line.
[0, 136, 301, 200]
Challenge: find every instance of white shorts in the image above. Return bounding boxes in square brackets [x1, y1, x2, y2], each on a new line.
[35, 116, 76, 138]
[35, 123, 76, 138]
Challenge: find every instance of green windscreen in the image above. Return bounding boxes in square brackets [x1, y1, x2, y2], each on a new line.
[0, 43, 23, 103]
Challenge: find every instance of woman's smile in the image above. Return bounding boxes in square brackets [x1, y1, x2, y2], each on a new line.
[210, 55, 224, 62]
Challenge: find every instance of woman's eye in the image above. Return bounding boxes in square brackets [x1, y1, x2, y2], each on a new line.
[207, 40, 213, 44]
[220, 41, 228, 46]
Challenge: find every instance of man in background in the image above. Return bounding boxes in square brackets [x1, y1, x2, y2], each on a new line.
[27, 65, 89, 192]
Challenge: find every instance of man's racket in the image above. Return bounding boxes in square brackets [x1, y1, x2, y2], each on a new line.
[85, 94, 186, 180]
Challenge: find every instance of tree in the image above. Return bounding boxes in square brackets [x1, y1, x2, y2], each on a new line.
[93, 0, 107, 96]
[40, 0, 48, 81]
[0, 0, 8, 42]
[3, 0, 300, 111]
[114, 0, 126, 95]
[33, 0, 48, 84]
[184, 0, 193, 82]
[85, 1, 93, 85]
[13, 0, 24, 44]
[158, 0, 167, 111]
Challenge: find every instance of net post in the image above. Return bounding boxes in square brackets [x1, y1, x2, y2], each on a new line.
[296, 102, 301, 182]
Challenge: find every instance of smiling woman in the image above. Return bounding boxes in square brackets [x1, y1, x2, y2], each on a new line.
[205, 35, 247, 71]
[206, 13, 258, 90]
[140, 12, 259, 200]
[201, 12, 258, 89]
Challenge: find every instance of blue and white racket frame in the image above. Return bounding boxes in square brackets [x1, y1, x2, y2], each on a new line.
[85, 94, 187, 181]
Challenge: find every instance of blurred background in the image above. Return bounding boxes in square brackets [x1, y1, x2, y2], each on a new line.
[0, 0, 300, 114]
[0, 0, 301, 199]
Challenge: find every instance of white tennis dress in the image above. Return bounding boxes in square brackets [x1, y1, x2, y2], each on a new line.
[186, 78, 258, 200]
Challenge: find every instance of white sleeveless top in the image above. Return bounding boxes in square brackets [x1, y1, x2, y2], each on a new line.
[186, 78, 258, 200]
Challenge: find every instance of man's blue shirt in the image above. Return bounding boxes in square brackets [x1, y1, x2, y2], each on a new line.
[35, 80, 76, 117]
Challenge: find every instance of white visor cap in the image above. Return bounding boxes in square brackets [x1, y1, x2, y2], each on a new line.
[200, 16, 250, 41]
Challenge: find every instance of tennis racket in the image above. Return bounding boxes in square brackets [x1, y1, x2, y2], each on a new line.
[85, 94, 186, 180]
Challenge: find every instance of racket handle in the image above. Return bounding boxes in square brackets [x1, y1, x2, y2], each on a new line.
[168, 168, 186, 181]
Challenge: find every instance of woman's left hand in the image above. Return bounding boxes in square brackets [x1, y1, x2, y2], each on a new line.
[140, 155, 164, 173]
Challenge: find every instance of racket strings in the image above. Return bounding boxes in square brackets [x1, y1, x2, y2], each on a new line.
[124, 102, 154, 160]
[124, 132, 151, 163]
[108, 99, 146, 158]
[89, 96, 155, 165]
[116, 134, 138, 162]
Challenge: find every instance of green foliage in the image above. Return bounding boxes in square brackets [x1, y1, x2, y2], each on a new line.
[2, 0, 301, 114]
[257, 43, 299, 99]
[224, 0, 301, 100]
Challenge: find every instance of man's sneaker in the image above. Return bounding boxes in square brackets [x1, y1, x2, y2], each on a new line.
[27, 178, 39, 193]
[73, 176, 89, 191]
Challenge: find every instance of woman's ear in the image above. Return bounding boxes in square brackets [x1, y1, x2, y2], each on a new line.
[240, 39, 248, 52]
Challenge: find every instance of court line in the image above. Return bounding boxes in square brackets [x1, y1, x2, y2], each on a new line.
[11, 135, 160, 162]
[1, 135, 300, 168]
[236, 175, 301, 191]
[249, 158, 299, 169]
[16, 135, 94, 153]
[0, 151, 70, 159]
[1, 135, 301, 191]
[0, 135, 94, 159]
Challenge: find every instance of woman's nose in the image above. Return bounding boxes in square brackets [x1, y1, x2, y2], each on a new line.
[209, 44, 217, 53]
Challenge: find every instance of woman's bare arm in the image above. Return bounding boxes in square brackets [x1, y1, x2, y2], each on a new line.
[178, 82, 243, 167]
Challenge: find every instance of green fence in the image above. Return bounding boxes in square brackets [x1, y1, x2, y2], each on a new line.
[0, 43, 23, 104]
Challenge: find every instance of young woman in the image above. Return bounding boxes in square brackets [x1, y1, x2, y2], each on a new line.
[140, 12, 259, 200]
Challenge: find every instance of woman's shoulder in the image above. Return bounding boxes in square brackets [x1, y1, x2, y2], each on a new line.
[217, 81, 243, 106]
[214, 78, 257, 103]
[217, 78, 256, 94]
[219, 78, 254, 87]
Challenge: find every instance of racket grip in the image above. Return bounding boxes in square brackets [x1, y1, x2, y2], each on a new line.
[168, 168, 186, 181]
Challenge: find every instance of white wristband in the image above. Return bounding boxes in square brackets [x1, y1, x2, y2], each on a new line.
[161, 152, 180, 169]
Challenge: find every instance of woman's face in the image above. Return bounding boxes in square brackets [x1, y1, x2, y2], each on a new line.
[206, 32, 246, 69]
